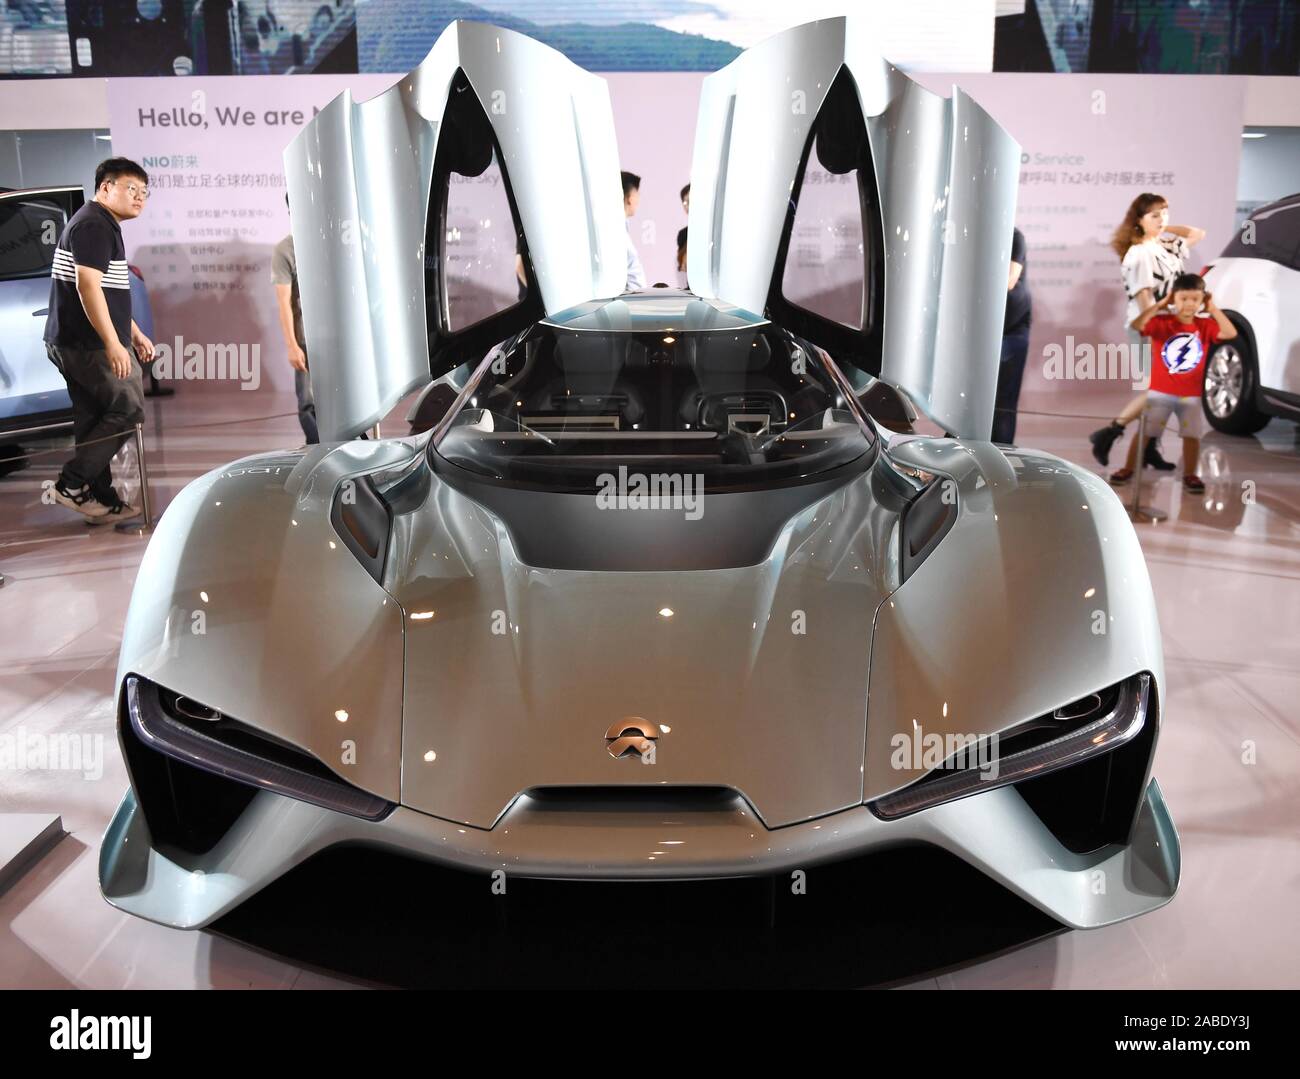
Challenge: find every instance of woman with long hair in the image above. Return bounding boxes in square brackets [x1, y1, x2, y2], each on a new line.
[1089, 193, 1205, 472]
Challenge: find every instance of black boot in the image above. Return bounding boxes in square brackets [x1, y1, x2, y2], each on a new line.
[1144, 438, 1176, 471]
[1089, 421, 1124, 466]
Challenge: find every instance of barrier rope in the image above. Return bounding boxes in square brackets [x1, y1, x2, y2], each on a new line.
[160, 410, 300, 431]
[0, 410, 301, 465]
[1, 405, 1154, 468]
[0, 427, 145, 464]
[999, 405, 1128, 423]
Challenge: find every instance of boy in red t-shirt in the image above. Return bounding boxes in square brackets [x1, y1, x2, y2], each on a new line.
[1109, 272, 1236, 493]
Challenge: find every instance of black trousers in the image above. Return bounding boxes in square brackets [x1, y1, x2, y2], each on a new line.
[47, 343, 144, 499]
[992, 328, 1030, 445]
[294, 365, 319, 444]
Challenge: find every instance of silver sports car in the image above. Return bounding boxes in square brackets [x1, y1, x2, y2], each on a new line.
[100, 17, 1179, 932]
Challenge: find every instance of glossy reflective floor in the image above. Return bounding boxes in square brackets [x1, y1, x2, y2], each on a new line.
[1, 386, 1297, 988]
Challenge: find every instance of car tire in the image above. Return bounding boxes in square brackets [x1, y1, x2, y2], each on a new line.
[1202, 333, 1269, 435]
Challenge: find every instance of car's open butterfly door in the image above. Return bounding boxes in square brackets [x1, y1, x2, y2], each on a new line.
[686, 16, 1021, 439]
[285, 20, 627, 440]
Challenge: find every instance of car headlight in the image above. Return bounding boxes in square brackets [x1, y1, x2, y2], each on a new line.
[868, 673, 1150, 820]
[125, 676, 394, 821]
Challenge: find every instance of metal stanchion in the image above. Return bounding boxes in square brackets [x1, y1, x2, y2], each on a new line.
[1127, 411, 1167, 523]
[114, 423, 154, 535]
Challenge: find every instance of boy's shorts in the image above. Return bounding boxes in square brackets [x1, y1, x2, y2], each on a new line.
[1145, 390, 1203, 438]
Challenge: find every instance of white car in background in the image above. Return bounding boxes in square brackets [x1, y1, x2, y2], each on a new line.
[1201, 192, 1300, 434]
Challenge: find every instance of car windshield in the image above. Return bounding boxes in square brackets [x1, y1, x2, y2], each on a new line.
[1220, 193, 1300, 270]
[0, 197, 68, 281]
[431, 295, 875, 491]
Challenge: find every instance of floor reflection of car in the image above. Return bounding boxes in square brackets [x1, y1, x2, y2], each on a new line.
[1202, 192, 1300, 434]
[0, 185, 155, 459]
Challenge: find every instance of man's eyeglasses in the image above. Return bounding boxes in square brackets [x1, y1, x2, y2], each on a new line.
[110, 179, 150, 201]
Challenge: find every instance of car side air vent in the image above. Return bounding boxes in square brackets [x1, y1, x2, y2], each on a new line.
[899, 478, 957, 581]
[330, 474, 392, 584]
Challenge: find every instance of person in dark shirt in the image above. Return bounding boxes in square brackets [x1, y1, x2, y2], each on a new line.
[622, 170, 645, 291]
[44, 157, 154, 521]
[270, 227, 318, 444]
[271, 197, 318, 444]
[992, 227, 1031, 444]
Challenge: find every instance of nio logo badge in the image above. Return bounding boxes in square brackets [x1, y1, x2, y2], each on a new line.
[605, 718, 659, 764]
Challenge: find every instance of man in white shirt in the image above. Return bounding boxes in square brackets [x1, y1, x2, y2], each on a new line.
[622, 170, 645, 292]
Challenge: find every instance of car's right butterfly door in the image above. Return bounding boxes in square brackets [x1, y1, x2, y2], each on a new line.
[686, 16, 1021, 440]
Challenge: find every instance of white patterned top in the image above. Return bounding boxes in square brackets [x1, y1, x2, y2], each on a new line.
[1121, 234, 1190, 327]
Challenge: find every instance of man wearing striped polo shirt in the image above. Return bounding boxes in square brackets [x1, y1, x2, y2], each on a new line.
[44, 157, 155, 521]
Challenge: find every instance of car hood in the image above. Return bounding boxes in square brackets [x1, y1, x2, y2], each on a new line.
[388, 471, 891, 829]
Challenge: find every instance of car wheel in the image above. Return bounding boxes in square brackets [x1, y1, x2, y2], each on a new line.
[1203, 336, 1269, 435]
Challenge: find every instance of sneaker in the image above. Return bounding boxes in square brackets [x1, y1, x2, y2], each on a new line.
[1108, 468, 1134, 487]
[1182, 474, 1206, 493]
[1089, 422, 1124, 466]
[1143, 439, 1177, 471]
[52, 480, 110, 518]
[85, 497, 141, 525]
